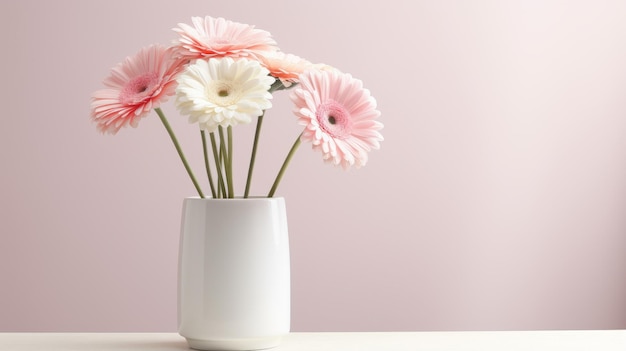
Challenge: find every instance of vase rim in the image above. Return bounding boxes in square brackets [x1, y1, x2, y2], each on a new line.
[184, 196, 284, 200]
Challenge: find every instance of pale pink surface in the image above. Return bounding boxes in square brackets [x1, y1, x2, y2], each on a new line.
[90, 45, 185, 134]
[292, 70, 383, 169]
[174, 16, 278, 60]
[2, 0, 626, 333]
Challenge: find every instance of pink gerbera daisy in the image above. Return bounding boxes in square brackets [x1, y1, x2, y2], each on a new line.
[90, 45, 185, 134]
[173, 16, 278, 60]
[259, 51, 313, 88]
[291, 70, 383, 169]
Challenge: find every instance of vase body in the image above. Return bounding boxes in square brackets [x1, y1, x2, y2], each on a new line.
[178, 197, 290, 351]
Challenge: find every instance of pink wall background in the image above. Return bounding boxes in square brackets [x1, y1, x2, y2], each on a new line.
[1, 0, 626, 332]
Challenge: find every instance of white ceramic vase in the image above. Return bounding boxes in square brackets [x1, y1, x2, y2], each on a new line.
[178, 197, 291, 351]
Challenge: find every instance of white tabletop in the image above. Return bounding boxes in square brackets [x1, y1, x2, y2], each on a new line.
[1, 331, 625, 351]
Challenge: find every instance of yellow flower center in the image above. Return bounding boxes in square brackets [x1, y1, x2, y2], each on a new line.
[207, 81, 239, 106]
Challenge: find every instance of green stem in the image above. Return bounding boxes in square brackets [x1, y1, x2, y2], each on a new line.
[268, 132, 302, 198]
[219, 141, 225, 197]
[227, 126, 234, 198]
[154, 108, 204, 198]
[209, 132, 226, 198]
[219, 138, 230, 197]
[201, 131, 217, 198]
[217, 127, 231, 198]
[244, 112, 265, 198]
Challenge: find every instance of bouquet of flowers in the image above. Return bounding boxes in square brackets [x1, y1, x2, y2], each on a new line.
[90, 16, 384, 198]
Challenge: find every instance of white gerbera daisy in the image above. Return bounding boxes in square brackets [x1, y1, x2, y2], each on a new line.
[175, 57, 275, 132]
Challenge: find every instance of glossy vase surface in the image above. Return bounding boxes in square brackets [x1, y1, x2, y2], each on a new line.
[178, 197, 290, 351]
